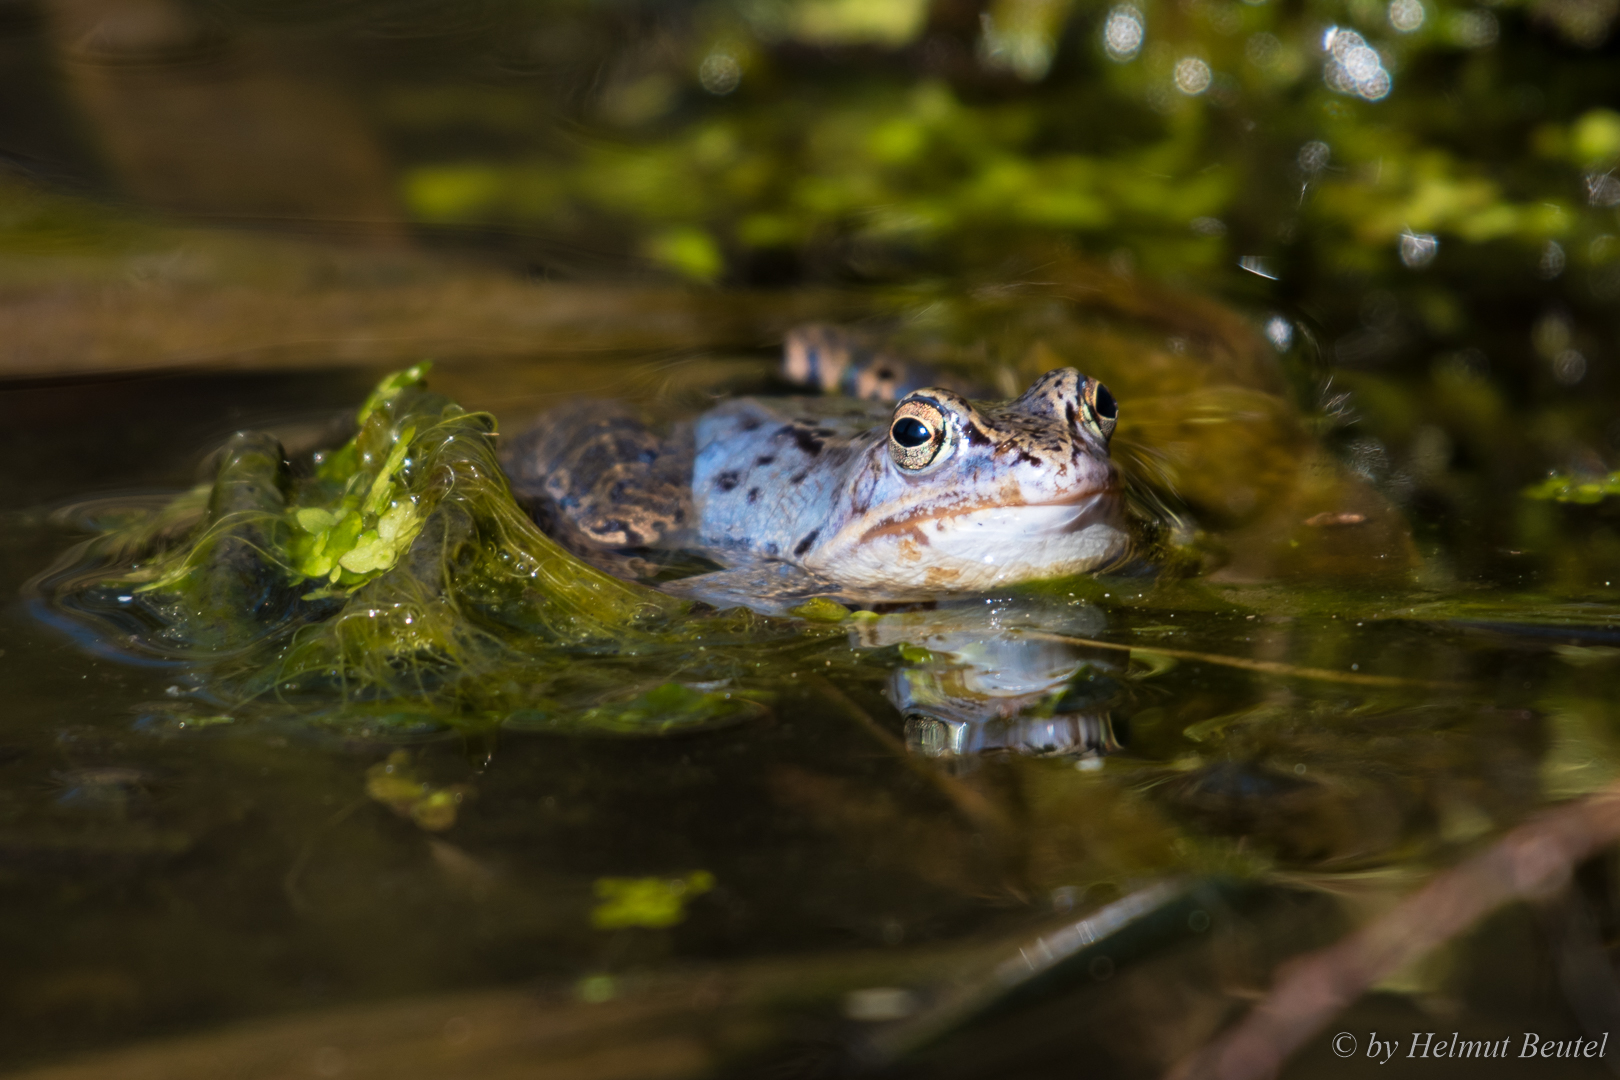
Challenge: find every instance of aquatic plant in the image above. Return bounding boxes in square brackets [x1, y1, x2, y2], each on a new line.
[53, 366, 787, 736]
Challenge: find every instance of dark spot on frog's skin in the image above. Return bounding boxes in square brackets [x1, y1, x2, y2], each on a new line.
[755, 454, 776, 467]
[747, 487, 760, 503]
[777, 424, 824, 456]
[1065, 401, 1077, 428]
[793, 529, 820, 557]
[966, 421, 993, 448]
[790, 471, 808, 485]
[715, 471, 741, 492]
[741, 418, 762, 432]
[1016, 449, 1042, 467]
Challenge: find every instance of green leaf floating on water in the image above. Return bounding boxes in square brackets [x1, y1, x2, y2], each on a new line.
[789, 596, 851, 622]
[70, 365, 731, 738]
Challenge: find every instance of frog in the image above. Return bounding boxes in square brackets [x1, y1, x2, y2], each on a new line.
[503, 325, 1128, 612]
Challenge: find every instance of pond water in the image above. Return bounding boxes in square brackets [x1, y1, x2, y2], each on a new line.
[4, 338, 1619, 1080]
[4, 0, 1620, 1077]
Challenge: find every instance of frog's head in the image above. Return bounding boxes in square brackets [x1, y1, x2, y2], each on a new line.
[809, 368, 1127, 592]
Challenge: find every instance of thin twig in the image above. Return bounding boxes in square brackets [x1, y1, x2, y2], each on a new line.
[1030, 631, 1466, 690]
[283, 796, 368, 914]
[1165, 780, 1620, 1080]
[803, 674, 1013, 837]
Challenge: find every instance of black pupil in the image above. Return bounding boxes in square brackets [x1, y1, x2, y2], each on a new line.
[892, 416, 933, 447]
[1092, 383, 1117, 420]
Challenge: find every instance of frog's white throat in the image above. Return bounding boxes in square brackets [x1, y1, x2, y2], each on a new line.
[806, 493, 1128, 592]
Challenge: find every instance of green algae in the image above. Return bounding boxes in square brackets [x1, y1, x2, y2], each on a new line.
[61, 367, 746, 736]
[1524, 471, 1620, 505]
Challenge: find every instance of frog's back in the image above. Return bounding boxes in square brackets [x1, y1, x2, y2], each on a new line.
[691, 396, 886, 562]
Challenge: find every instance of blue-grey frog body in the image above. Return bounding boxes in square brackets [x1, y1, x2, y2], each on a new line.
[505, 326, 1128, 608]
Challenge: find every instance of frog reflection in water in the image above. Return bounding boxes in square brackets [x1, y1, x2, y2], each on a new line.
[854, 598, 1127, 760]
[506, 325, 1129, 611]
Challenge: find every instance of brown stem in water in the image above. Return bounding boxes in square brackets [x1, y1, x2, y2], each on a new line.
[1035, 632, 1465, 690]
[803, 673, 1014, 838]
[1164, 781, 1620, 1080]
[282, 796, 368, 914]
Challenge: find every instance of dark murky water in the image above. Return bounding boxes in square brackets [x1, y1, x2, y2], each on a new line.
[5, 349, 1620, 1080]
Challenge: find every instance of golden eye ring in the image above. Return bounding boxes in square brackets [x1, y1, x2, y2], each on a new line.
[1082, 379, 1118, 440]
[889, 399, 947, 470]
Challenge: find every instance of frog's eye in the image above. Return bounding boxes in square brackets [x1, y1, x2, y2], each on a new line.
[889, 399, 947, 470]
[1083, 380, 1118, 441]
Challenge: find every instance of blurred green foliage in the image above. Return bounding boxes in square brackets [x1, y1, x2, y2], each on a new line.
[590, 871, 716, 929]
[382, 0, 1618, 303]
[1525, 468, 1620, 503]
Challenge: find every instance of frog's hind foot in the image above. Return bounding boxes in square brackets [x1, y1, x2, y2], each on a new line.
[783, 324, 986, 402]
[501, 401, 693, 573]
